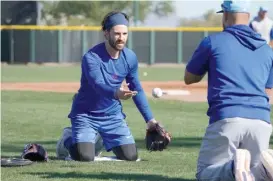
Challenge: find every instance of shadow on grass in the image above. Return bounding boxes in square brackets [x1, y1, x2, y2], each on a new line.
[135, 137, 202, 149]
[1, 137, 203, 159]
[24, 171, 196, 181]
[1, 140, 57, 158]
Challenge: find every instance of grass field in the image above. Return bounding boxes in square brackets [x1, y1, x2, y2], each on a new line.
[1, 65, 189, 82]
[1, 65, 272, 181]
[2, 91, 209, 181]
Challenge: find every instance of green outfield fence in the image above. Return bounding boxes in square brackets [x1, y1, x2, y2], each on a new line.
[1, 25, 222, 64]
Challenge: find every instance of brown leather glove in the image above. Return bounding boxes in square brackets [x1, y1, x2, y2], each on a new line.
[145, 122, 171, 151]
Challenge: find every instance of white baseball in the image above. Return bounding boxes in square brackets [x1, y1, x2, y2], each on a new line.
[152, 87, 163, 98]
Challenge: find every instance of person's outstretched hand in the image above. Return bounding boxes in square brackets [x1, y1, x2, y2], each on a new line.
[115, 83, 138, 100]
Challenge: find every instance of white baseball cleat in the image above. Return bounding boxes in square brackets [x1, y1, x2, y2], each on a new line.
[261, 149, 273, 180]
[56, 127, 72, 160]
[234, 149, 255, 181]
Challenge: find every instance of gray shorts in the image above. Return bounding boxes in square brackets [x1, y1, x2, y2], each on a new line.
[196, 117, 272, 181]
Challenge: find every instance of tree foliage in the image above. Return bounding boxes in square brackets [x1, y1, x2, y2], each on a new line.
[40, 1, 174, 26]
[179, 9, 222, 27]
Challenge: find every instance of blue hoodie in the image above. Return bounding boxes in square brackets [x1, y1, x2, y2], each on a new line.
[68, 42, 154, 122]
[186, 25, 273, 124]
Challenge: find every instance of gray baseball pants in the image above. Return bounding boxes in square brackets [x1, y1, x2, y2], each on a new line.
[196, 117, 272, 181]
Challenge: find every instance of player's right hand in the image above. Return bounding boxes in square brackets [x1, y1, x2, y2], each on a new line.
[115, 89, 137, 100]
[115, 84, 138, 100]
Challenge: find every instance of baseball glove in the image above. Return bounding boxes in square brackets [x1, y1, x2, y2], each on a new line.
[145, 122, 171, 151]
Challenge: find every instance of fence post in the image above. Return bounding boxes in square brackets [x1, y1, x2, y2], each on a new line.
[149, 30, 155, 65]
[133, 1, 139, 26]
[30, 30, 35, 63]
[10, 30, 14, 64]
[58, 30, 63, 63]
[81, 30, 87, 56]
[204, 30, 208, 38]
[177, 31, 183, 64]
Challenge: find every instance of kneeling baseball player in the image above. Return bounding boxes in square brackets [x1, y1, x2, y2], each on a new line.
[56, 11, 171, 161]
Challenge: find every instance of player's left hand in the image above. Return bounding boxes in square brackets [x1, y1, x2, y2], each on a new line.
[146, 119, 158, 129]
[145, 119, 172, 151]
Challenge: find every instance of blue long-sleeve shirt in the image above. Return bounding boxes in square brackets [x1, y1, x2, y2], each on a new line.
[68, 42, 154, 122]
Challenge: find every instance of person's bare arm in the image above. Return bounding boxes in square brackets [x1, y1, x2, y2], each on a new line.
[184, 71, 206, 85]
[269, 40, 273, 48]
[266, 88, 272, 98]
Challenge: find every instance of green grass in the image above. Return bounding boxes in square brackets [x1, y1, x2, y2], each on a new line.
[1, 65, 188, 82]
[2, 91, 272, 181]
[1, 91, 209, 181]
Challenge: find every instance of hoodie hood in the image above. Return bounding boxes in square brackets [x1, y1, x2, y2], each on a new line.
[224, 25, 267, 50]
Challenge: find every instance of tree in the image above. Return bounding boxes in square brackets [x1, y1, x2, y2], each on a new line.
[179, 9, 222, 27]
[40, 1, 174, 26]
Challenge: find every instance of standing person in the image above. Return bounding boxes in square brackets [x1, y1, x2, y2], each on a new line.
[56, 11, 170, 161]
[184, 1, 273, 181]
[250, 6, 273, 45]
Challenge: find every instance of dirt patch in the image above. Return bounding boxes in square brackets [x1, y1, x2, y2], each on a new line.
[1, 81, 207, 103]
[1, 81, 272, 104]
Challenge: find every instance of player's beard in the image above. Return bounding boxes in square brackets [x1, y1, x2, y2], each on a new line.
[109, 37, 125, 51]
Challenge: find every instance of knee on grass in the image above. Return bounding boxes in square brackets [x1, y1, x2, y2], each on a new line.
[122, 151, 138, 161]
[69, 142, 95, 162]
[113, 144, 138, 161]
[77, 152, 95, 162]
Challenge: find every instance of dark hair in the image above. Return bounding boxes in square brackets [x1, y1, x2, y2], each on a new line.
[101, 11, 129, 31]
